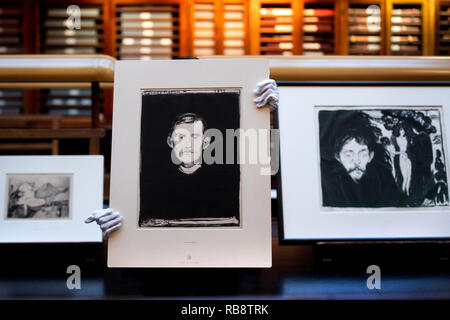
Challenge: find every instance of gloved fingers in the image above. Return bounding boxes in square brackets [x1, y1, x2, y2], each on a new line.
[103, 223, 122, 239]
[84, 215, 96, 224]
[84, 208, 113, 224]
[254, 87, 275, 104]
[98, 211, 121, 225]
[255, 89, 279, 109]
[100, 216, 122, 232]
[253, 80, 277, 97]
[264, 90, 280, 110]
[253, 79, 276, 95]
[256, 84, 276, 99]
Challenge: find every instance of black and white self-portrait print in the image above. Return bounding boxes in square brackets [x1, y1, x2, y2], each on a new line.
[139, 89, 241, 227]
[318, 108, 449, 208]
[6, 174, 72, 219]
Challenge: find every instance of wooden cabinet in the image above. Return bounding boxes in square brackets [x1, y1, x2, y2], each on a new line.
[0, 2, 25, 115]
[436, 0, 450, 55]
[303, 1, 337, 55]
[258, 1, 295, 55]
[114, 2, 181, 60]
[7, 0, 447, 60]
[386, 0, 430, 55]
[342, 0, 386, 55]
[192, 1, 216, 56]
[223, 1, 247, 55]
[191, 0, 248, 56]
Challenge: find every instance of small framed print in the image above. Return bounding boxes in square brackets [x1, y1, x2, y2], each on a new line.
[0, 156, 103, 243]
[277, 86, 450, 242]
[108, 59, 272, 267]
[6, 173, 73, 220]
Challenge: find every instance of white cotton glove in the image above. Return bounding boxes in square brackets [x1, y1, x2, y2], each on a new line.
[84, 208, 122, 239]
[253, 79, 279, 111]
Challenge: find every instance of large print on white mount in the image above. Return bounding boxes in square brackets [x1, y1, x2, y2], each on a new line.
[108, 59, 271, 267]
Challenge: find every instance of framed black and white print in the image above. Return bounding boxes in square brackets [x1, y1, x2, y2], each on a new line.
[6, 173, 72, 220]
[277, 86, 450, 242]
[108, 59, 271, 267]
[0, 156, 103, 243]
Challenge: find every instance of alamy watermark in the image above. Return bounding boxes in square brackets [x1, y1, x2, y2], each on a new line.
[66, 265, 81, 290]
[66, 5, 81, 30]
[168, 127, 280, 176]
[366, 265, 381, 290]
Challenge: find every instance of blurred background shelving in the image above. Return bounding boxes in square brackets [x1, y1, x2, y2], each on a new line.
[347, 1, 383, 55]
[0, 0, 448, 123]
[0, 2, 25, 115]
[302, 2, 335, 55]
[115, 3, 180, 60]
[437, 0, 450, 55]
[259, 3, 294, 56]
[389, 2, 424, 55]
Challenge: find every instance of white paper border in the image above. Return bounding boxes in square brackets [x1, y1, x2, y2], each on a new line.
[0, 156, 103, 243]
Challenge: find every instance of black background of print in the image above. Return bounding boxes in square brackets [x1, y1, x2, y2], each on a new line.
[139, 92, 240, 226]
[318, 109, 448, 208]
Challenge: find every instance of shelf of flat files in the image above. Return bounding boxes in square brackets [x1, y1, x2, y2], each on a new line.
[0, 3, 24, 115]
[259, 4, 294, 56]
[348, 4, 382, 55]
[223, 3, 246, 56]
[390, 5, 423, 56]
[193, 2, 215, 57]
[115, 3, 180, 60]
[302, 5, 335, 55]
[438, 4, 450, 55]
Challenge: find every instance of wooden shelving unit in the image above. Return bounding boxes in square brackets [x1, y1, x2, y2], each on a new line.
[193, 1, 216, 56]
[223, 1, 247, 55]
[115, 3, 180, 60]
[0, 3, 23, 54]
[302, 1, 336, 55]
[39, 3, 104, 54]
[2, 0, 445, 60]
[347, 1, 384, 55]
[259, 2, 294, 55]
[0, 2, 25, 115]
[387, 0, 429, 55]
[437, 0, 450, 55]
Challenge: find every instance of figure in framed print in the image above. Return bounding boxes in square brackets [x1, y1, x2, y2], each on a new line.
[318, 108, 449, 208]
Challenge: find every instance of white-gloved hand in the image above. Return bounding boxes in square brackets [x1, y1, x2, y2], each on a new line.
[253, 79, 279, 111]
[84, 208, 122, 239]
